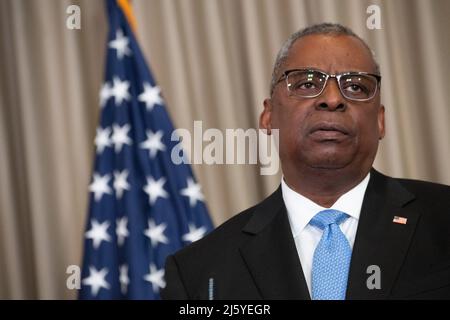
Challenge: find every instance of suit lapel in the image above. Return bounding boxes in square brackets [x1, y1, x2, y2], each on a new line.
[346, 169, 421, 299]
[239, 187, 310, 299]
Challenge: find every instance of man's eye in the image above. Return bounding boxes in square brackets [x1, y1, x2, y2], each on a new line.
[344, 84, 363, 93]
[296, 82, 316, 90]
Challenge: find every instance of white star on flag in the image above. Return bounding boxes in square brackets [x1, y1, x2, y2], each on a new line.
[144, 218, 169, 247]
[82, 266, 110, 297]
[108, 29, 131, 60]
[111, 123, 132, 153]
[138, 83, 163, 111]
[143, 176, 169, 205]
[182, 223, 207, 243]
[89, 173, 112, 202]
[143, 263, 166, 293]
[85, 219, 111, 249]
[119, 264, 130, 295]
[99, 82, 112, 108]
[116, 216, 129, 247]
[113, 170, 130, 199]
[110, 76, 131, 106]
[140, 130, 166, 158]
[180, 177, 205, 207]
[94, 127, 112, 154]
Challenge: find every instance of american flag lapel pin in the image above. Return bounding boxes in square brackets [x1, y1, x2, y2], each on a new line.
[393, 216, 408, 224]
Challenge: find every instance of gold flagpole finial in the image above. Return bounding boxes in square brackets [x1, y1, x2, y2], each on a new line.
[117, 0, 138, 34]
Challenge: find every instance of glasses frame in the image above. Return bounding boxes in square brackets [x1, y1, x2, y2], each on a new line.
[277, 69, 382, 102]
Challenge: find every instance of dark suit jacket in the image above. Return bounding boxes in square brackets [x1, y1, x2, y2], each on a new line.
[161, 169, 450, 299]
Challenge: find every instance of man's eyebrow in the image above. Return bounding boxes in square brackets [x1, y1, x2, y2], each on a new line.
[283, 67, 377, 74]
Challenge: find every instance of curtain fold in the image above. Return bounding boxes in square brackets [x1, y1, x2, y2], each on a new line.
[0, 0, 449, 299]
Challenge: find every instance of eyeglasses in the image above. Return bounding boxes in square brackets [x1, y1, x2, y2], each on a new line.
[277, 69, 381, 101]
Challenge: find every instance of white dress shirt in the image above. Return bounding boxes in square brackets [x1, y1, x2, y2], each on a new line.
[281, 173, 370, 296]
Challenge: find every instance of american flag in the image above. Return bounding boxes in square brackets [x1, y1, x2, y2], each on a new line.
[392, 216, 408, 225]
[79, 0, 214, 299]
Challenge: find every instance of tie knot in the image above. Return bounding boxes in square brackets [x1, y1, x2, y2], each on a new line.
[310, 209, 349, 230]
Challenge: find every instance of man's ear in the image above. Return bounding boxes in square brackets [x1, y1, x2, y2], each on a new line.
[378, 104, 385, 140]
[260, 98, 273, 135]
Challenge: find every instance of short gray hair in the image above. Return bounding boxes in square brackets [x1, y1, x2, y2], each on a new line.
[270, 23, 380, 95]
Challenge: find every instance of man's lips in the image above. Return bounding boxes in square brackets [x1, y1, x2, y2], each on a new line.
[309, 122, 350, 134]
[308, 122, 350, 140]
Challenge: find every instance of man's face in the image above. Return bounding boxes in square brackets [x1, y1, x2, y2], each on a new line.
[261, 34, 385, 176]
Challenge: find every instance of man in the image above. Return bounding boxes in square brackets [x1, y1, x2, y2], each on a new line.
[161, 23, 450, 300]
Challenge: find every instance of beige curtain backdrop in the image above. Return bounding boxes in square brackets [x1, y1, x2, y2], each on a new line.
[0, 0, 449, 299]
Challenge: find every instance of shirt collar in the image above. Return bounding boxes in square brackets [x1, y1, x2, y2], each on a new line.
[281, 173, 370, 237]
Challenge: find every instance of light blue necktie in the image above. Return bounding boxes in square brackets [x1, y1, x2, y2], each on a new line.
[310, 209, 352, 300]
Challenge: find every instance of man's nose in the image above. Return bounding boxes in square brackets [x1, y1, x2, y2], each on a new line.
[315, 78, 347, 111]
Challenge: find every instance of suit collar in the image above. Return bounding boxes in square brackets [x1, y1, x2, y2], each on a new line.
[241, 186, 285, 234]
[240, 187, 311, 299]
[346, 168, 420, 299]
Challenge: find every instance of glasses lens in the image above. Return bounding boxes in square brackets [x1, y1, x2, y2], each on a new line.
[286, 70, 327, 97]
[339, 74, 378, 100]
